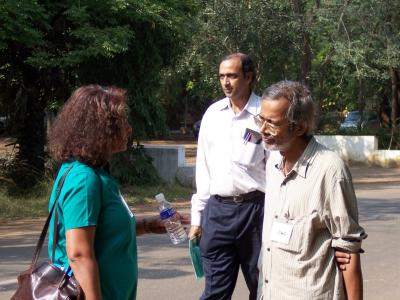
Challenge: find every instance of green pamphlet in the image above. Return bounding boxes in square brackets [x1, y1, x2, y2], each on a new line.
[189, 236, 204, 279]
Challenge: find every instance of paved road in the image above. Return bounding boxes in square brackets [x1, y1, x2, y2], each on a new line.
[1, 181, 399, 299]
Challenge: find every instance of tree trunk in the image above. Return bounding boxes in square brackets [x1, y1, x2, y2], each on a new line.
[301, 32, 312, 84]
[291, 0, 312, 84]
[13, 76, 46, 187]
[357, 78, 365, 132]
[389, 68, 399, 149]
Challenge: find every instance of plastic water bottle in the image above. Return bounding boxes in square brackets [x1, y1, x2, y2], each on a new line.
[155, 193, 187, 245]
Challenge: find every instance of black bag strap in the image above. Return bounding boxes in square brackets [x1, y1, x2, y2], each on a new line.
[51, 201, 59, 263]
[30, 165, 73, 268]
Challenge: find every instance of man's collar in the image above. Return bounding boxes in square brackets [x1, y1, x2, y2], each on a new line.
[220, 92, 260, 115]
[291, 136, 318, 178]
[244, 92, 260, 116]
[274, 136, 318, 178]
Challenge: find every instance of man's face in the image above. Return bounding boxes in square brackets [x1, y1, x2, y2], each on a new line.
[259, 97, 296, 151]
[219, 57, 252, 100]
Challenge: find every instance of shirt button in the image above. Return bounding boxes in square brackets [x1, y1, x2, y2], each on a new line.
[275, 215, 278, 219]
[265, 279, 269, 283]
[267, 248, 270, 251]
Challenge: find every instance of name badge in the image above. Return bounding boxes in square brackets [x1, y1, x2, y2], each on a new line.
[119, 192, 134, 218]
[270, 220, 293, 244]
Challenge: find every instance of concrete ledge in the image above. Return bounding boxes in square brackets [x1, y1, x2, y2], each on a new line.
[143, 137, 399, 187]
[176, 165, 196, 188]
[315, 135, 400, 167]
[315, 135, 377, 162]
[367, 150, 400, 167]
[142, 144, 185, 184]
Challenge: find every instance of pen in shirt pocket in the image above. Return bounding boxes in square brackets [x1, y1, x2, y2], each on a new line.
[243, 128, 262, 144]
[243, 131, 252, 144]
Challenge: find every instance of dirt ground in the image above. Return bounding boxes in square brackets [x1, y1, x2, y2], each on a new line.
[0, 136, 17, 157]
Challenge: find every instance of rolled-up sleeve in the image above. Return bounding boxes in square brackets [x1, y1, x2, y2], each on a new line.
[324, 177, 367, 252]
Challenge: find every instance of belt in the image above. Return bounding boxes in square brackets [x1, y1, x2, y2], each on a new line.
[214, 190, 265, 204]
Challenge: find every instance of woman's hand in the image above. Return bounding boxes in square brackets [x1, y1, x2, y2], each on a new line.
[335, 249, 351, 270]
[137, 216, 164, 235]
[137, 212, 190, 236]
[175, 211, 190, 227]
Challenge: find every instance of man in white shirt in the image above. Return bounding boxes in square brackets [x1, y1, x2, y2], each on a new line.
[189, 53, 266, 300]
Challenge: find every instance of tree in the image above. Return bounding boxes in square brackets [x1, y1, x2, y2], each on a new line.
[163, 0, 400, 149]
[0, 0, 198, 186]
[325, 0, 400, 145]
[160, 0, 299, 122]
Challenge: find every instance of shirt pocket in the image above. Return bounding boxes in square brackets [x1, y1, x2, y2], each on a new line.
[233, 142, 264, 168]
[273, 210, 321, 255]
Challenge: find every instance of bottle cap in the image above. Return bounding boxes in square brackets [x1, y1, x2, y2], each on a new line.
[155, 193, 166, 202]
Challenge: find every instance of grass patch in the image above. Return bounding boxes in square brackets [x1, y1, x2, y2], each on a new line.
[0, 180, 194, 221]
[121, 183, 194, 205]
[0, 180, 52, 220]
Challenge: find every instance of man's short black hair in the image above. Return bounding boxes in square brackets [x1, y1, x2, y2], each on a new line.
[220, 53, 257, 87]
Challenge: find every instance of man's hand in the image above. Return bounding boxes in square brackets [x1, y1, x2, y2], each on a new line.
[188, 225, 202, 240]
[335, 250, 351, 270]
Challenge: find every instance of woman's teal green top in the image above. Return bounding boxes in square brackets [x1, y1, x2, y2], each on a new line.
[48, 160, 138, 300]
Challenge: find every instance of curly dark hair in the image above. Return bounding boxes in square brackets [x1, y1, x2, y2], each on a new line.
[49, 84, 131, 167]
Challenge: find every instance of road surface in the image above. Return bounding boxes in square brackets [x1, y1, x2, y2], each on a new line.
[1, 182, 399, 299]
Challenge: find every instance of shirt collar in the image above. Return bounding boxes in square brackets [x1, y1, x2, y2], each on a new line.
[220, 92, 260, 116]
[291, 136, 318, 178]
[274, 136, 318, 179]
[244, 92, 260, 116]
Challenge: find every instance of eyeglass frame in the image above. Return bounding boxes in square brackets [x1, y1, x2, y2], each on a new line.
[253, 114, 295, 136]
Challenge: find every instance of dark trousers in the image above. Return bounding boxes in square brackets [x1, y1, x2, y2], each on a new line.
[199, 194, 264, 300]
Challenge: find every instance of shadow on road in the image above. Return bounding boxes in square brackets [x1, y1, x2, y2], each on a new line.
[359, 199, 400, 222]
[0, 282, 17, 293]
[137, 234, 193, 279]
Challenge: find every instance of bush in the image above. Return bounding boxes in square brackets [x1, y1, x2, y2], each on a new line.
[110, 145, 160, 185]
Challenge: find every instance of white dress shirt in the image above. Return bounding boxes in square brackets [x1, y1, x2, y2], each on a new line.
[191, 93, 266, 226]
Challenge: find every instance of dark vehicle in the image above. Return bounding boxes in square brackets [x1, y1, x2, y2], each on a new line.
[339, 111, 380, 132]
[193, 120, 201, 138]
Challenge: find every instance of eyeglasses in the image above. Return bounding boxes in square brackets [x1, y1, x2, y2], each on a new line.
[253, 114, 293, 136]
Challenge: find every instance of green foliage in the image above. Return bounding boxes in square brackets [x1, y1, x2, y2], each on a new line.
[1, 0, 400, 186]
[158, 0, 300, 127]
[375, 128, 400, 150]
[0, 0, 199, 185]
[161, 0, 400, 148]
[110, 145, 160, 185]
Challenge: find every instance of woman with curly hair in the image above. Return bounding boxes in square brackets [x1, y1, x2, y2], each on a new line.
[48, 85, 178, 300]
